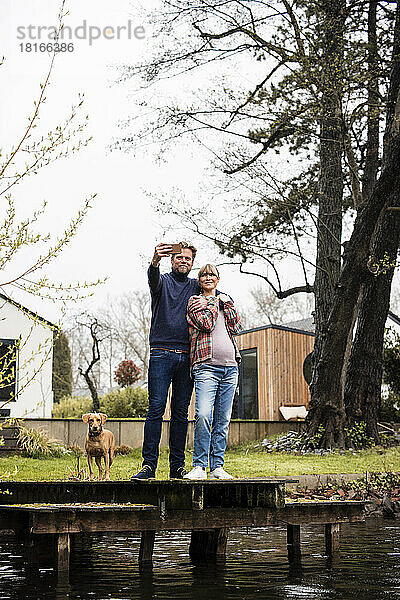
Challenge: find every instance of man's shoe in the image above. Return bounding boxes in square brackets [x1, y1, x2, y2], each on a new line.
[183, 466, 207, 480]
[169, 466, 188, 479]
[130, 465, 155, 480]
[210, 467, 233, 480]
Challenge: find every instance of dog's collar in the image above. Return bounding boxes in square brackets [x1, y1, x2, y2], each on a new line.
[89, 429, 102, 439]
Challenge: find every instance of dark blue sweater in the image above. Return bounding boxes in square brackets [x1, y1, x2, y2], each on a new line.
[148, 265, 200, 351]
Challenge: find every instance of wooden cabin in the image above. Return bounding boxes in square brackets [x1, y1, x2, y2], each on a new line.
[233, 318, 315, 421]
[169, 317, 314, 422]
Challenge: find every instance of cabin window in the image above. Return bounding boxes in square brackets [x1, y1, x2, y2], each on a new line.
[233, 348, 259, 419]
[0, 339, 18, 404]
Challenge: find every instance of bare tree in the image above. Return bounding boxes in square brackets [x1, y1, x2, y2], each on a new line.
[65, 291, 151, 395]
[77, 318, 103, 412]
[240, 286, 314, 329]
[98, 291, 151, 381]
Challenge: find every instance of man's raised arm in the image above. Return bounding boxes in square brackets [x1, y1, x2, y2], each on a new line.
[148, 243, 173, 295]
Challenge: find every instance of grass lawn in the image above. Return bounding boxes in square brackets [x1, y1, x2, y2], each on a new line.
[1, 443, 400, 481]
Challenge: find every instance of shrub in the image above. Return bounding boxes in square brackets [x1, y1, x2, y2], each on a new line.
[344, 421, 375, 449]
[18, 424, 70, 458]
[102, 386, 148, 418]
[68, 444, 85, 456]
[52, 396, 92, 418]
[51, 387, 148, 419]
[115, 444, 134, 455]
[52, 330, 73, 402]
[114, 359, 141, 388]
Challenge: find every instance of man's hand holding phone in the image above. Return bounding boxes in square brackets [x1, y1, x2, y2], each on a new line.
[151, 243, 182, 267]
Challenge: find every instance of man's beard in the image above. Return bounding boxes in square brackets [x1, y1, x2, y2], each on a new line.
[173, 264, 190, 274]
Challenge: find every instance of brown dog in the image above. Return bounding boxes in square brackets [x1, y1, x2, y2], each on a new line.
[82, 413, 115, 481]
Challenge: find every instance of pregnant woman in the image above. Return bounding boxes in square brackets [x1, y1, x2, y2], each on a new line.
[184, 264, 242, 480]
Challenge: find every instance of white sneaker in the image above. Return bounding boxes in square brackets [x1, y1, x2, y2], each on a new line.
[210, 467, 233, 480]
[183, 466, 207, 480]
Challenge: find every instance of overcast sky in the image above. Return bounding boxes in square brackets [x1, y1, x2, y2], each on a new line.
[0, 0, 343, 325]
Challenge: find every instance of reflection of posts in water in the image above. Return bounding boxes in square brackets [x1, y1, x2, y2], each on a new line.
[191, 555, 229, 600]
[55, 570, 71, 600]
[18, 532, 72, 590]
[19, 533, 57, 567]
[138, 559, 155, 600]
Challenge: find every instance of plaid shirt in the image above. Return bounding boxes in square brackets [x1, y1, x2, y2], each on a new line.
[187, 295, 242, 368]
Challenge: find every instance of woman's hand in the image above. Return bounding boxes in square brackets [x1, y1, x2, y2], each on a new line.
[190, 296, 208, 311]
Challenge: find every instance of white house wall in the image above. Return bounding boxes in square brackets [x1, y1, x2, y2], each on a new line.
[0, 300, 54, 418]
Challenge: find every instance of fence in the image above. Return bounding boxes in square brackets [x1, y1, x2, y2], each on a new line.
[18, 418, 304, 449]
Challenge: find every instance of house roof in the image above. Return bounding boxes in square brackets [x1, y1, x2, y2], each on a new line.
[279, 316, 315, 333]
[237, 320, 315, 337]
[238, 311, 400, 337]
[0, 293, 57, 329]
[388, 310, 400, 327]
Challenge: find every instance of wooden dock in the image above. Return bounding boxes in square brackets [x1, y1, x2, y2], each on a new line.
[0, 479, 365, 578]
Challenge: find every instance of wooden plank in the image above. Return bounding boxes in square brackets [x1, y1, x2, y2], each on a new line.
[0, 480, 286, 511]
[29, 508, 160, 534]
[139, 530, 156, 563]
[21, 507, 279, 534]
[279, 502, 365, 525]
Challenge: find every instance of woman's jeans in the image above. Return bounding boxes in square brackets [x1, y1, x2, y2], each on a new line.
[142, 349, 193, 472]
[192, 363, 239, 471]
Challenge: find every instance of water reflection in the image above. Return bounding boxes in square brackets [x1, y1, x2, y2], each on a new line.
[0, 520, 399, 600]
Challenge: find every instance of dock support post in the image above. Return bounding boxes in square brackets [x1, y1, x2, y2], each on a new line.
[57, 533, 70, 572]
[325, 523, 340, 554]
[139, 530, 156, 564]
[189, 528, 229, 561]
[287, 524, 301, 559]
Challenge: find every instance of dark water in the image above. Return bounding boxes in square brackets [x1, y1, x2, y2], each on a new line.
[0, 519, 399, 600]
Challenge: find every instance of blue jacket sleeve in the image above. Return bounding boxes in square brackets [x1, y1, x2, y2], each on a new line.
[148, 264, 162, 296]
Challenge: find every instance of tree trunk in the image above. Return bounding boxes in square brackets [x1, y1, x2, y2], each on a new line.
[78, 321, 101, 412]
[344, 0, 399, 443]
[362, 0, 380, 202]
[308, 0, 346, 443]
[344, 210, 400, 441]
[308, 152, 400, 447]
[82, 370, 100, 412]
[307, 0, 400, 448]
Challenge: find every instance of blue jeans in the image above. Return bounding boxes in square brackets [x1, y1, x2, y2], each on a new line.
[192, 363, 238, 471]
[142, 349, 193, 472]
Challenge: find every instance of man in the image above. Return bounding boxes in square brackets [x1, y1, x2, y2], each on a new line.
[131, 241, 203, 479]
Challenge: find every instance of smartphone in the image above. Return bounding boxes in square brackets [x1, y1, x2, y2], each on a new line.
[170, 243, 182, 254]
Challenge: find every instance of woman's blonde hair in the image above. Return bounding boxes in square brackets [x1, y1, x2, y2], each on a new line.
[197, 263, 220, 279]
